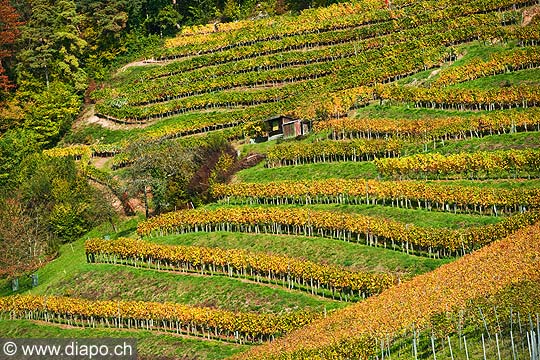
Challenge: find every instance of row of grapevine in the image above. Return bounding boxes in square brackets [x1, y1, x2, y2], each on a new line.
[100, 41, 461, 123]
[211, 179, 540, 215]
[265, 139, 403, 167]
[43, 144, 122, 160]
[169, 0, 529, 47]
[377, 84, 540, 111]
[156, 0, 531, 60]
[238, 222, 540, 359]
[282, 35, 535, 122]
[386, 292, 540, 360]
[137, 207, 540, 258]
[104, 110, 249, 146]
[122, 59, 334, 107]
[375, 148, 540, 179]
[162, 6, 392, 57]
[43, 145, 92, 160]
[153, 11, 528, 85]
[97, 85, 291, 121]
[316, 108, 540, 140]
[514, 18, 540, 45]
[142, 11, 512, 83]
[288, 87, 373, 120]
[327, 24, 536, 91]
[177, 0, 387, 37]
[97, 81, 310, 122]
[104, 109, 268, 164]
[96, 45, 451, 121]
[434, 46, 540, 86]
[146, 17, 404, 81]
[98, 12, 513, 110]
[101, 24, 465, 111]
[0, 295, 320, 344]
[160, 17, 391, 62]
[85, 237, 393, 300]
[96, 24, 531, 127]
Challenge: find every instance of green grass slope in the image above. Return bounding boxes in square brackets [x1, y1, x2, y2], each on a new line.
[4, 0, 540, 359]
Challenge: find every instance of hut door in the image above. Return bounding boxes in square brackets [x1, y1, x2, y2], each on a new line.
[295, 121, 301, 136]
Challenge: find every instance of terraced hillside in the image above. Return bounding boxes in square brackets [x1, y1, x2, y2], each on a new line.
[2, 0, 540, 359]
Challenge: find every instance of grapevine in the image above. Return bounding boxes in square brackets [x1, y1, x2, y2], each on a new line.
[211, 179, 540, 216]
[316, 108, 540, 141]
[238, 222, 540, 359]
[374, 148, 540, 179]
[136, 207, 540, 258]
[0, 295, 321, 344]
[85, 237, 394, 301]
[266, 139, 403, 167]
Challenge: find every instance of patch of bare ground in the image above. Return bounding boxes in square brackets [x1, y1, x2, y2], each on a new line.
[87, 114, 154, 130]
[523, 5, 540, 26]
[427, 68, 441, 79]
[72, 105, 95, 130]
[87, 179, 125, 216]
[74, 105, 154, 130]
[116, 58, 172, 74]
[90, 156, 110, 170]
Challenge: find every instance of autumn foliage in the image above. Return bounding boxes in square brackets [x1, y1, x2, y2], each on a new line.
[85, 237, 393, 300]
[237, 222, 540, 359]
[375, 148, 540, 179]
[211, 178, 540, 215]
[316, 108, 540, 140]
[266, 139, 402, 167]
[0, 0, 23, 92]
[137, 207, 540, 257]
[0, 295, 320, 343]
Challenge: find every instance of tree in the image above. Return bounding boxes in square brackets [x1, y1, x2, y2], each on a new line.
[17, 153, 112, 243]
[222, 0, 241, 21]
[17, 0, 87, 91]
[0, 0, 23, 96]
[145, 4, 182, 37]
[22, 81, 81, 146]
[123, 140, 201, 217]
[78, 0, 128, 78]
[187, 0, 220, 25]
[122, 135, 233, 216]
[0, 128, 39, 190]
[51, 0, 88, 91]
[0, 197, 47, 280]
[0, 98, 24, 132]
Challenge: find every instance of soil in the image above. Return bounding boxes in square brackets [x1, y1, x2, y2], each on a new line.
[90, 156, 109, 170]
[87, 179, 125, 215]
[523, 5, 540, 26]
[116, 58, 170, 74]
[73, 105, 154, 130]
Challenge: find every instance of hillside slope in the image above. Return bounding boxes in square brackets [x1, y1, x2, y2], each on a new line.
[239, 222, 540, 359]
[3, 0, 540, 359]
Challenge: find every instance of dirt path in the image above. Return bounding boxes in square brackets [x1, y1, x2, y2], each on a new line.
[74, 105, 155, 130]
[90, 156, 109, 169]
[523, 5, 540, 26]
[86, 113, 154, 130]
[116, 59, 171, 74]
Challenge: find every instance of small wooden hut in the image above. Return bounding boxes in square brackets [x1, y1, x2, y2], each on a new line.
[264, 115, 310, 140]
